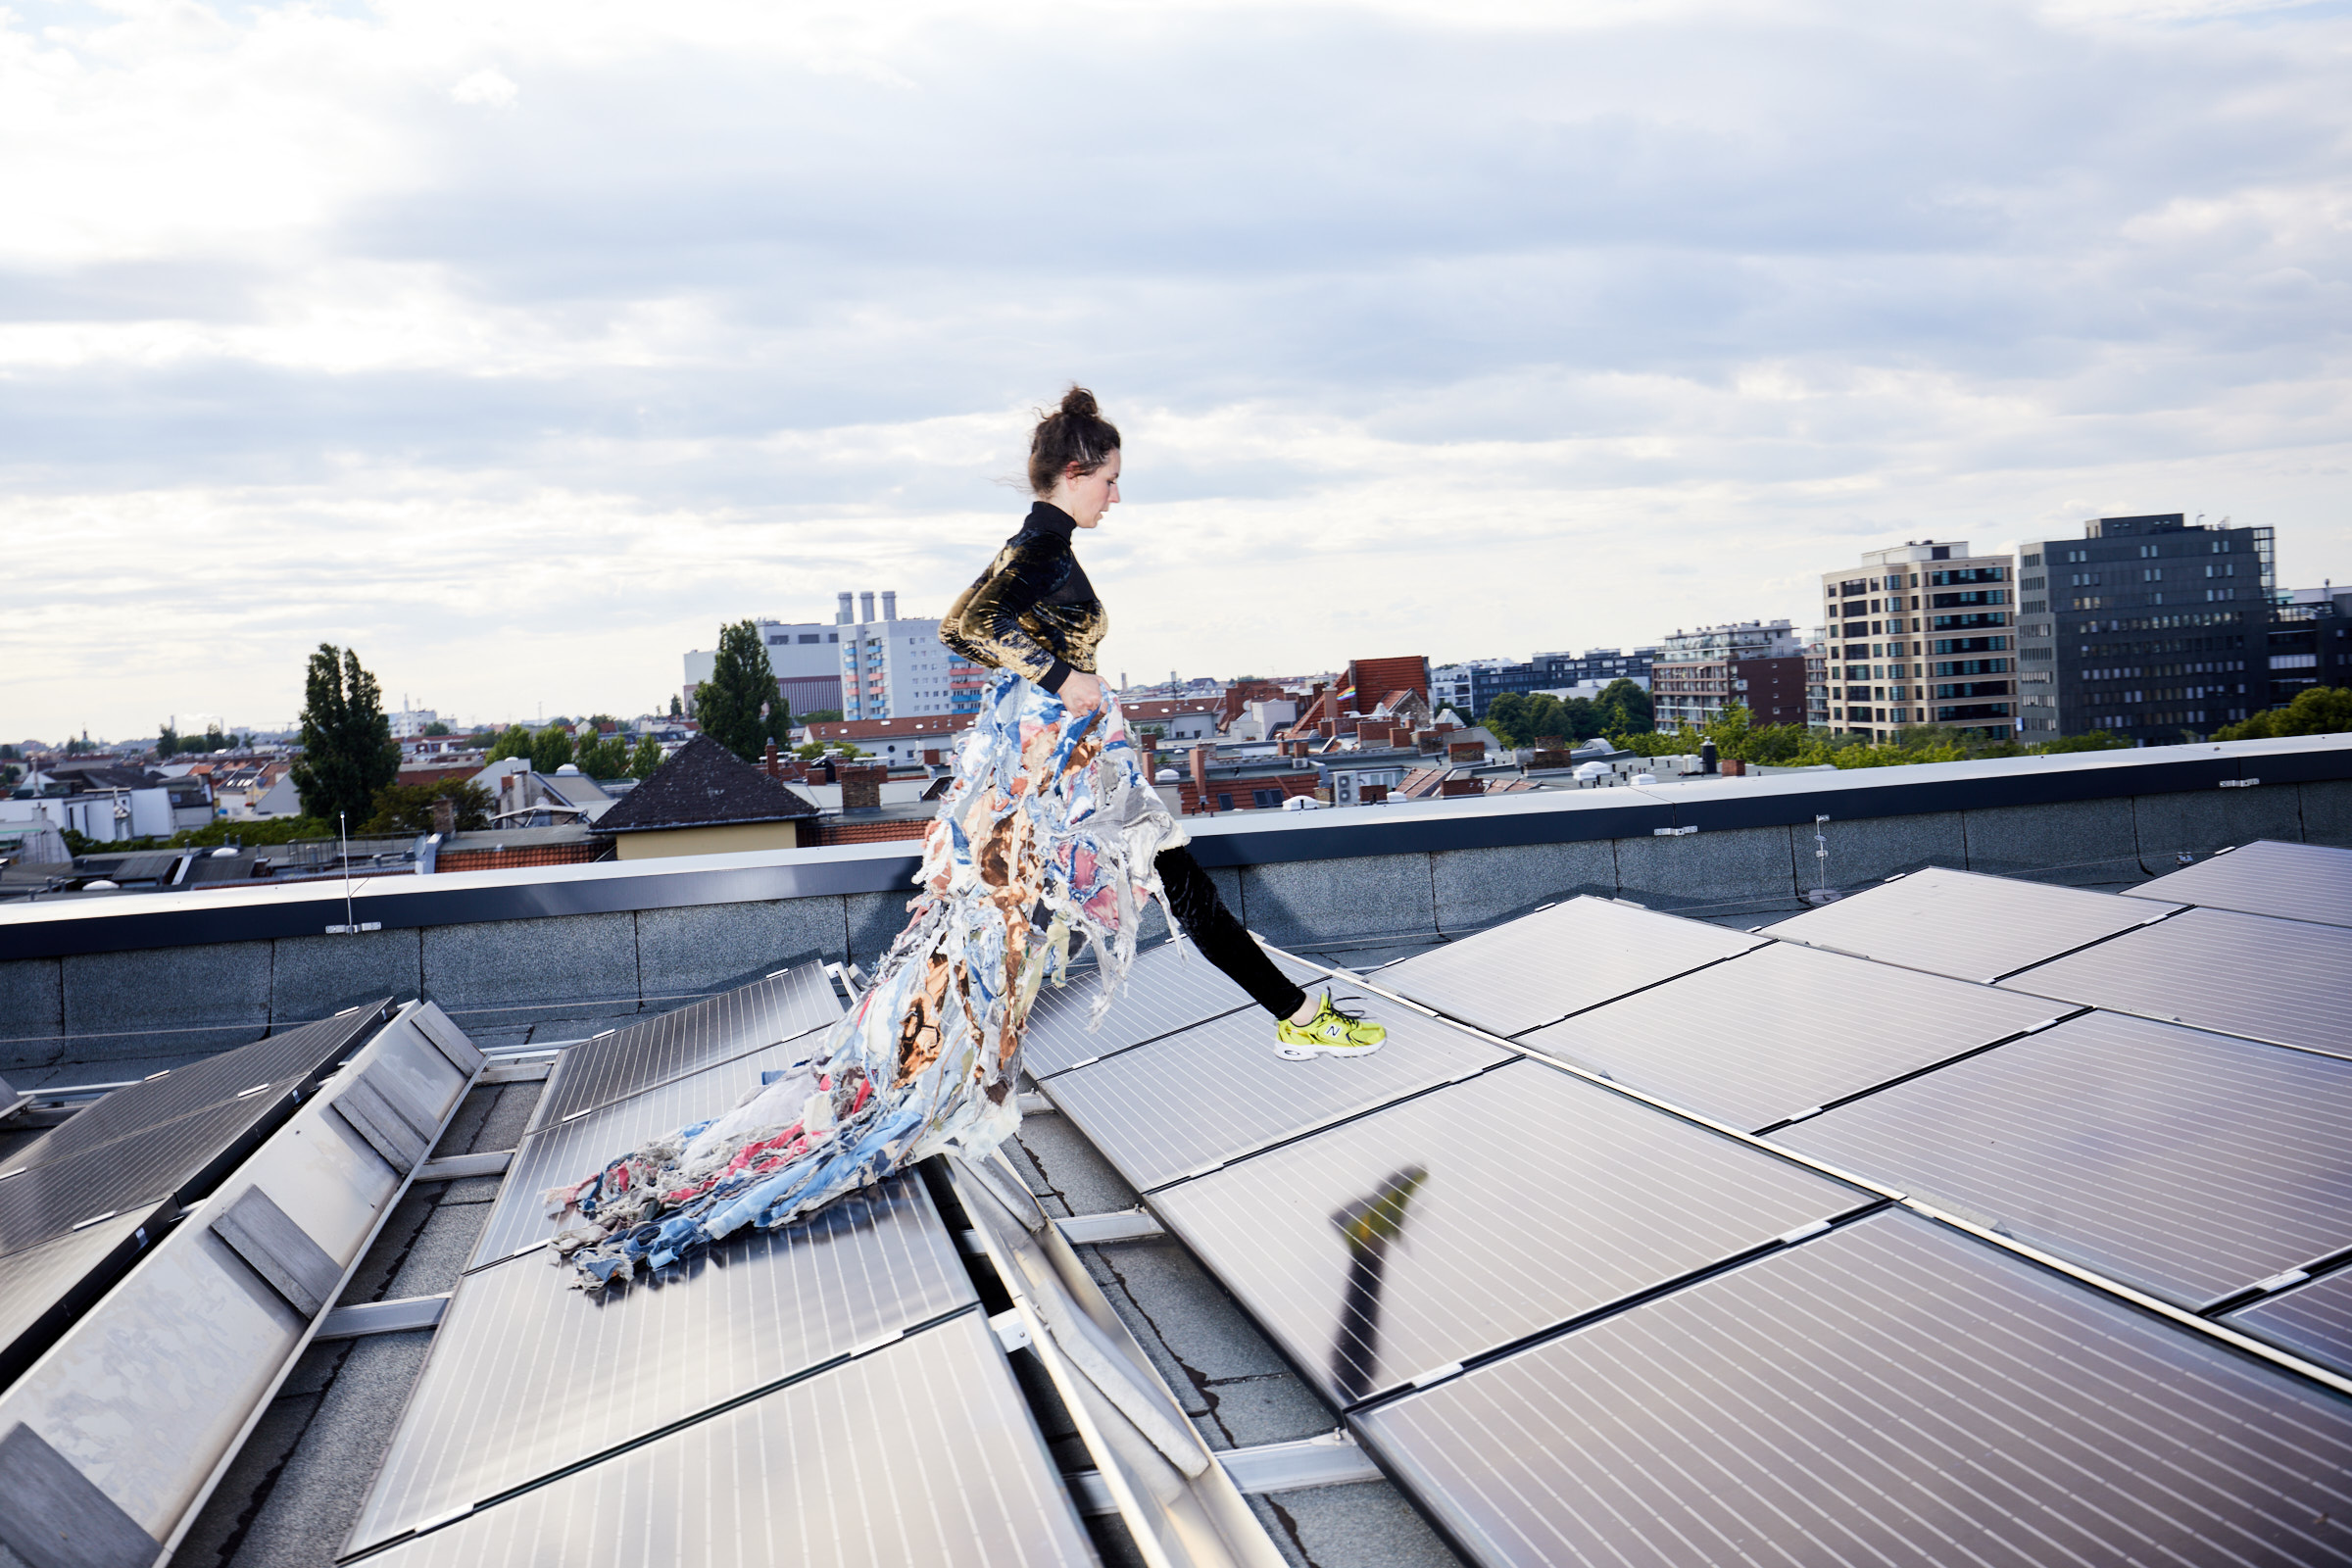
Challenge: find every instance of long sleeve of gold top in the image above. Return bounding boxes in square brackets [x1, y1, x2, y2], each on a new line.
[939, 502, 1107, 694]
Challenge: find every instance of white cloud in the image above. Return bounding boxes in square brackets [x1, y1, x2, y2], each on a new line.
[1, 0, 2347, 739]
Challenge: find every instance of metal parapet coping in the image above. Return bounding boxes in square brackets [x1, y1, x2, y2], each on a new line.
[949, 1152, 1290, 1568]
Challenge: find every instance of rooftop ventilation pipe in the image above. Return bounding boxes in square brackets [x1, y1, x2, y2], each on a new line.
[1700, 739, 1719, 775]
[881, 591, 898, 621]
[836, 592, 854, 625]
[859, 591, 876, 623]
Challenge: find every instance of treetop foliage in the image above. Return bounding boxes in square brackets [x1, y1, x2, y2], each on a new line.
[2215, 686, 2352, 741]
[290, 644, 399, 826]
[697, 619, 790, 763]
[362, 780, 493, 835]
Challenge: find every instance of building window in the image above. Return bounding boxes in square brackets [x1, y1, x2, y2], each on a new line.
[1215, 793, 1233, 811]
[1251, 788, 1282, 808]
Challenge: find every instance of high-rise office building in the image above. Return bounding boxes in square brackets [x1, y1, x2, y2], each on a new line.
[2014, 514, 2271, 744]
[1820, 542, 2016, 742]
[835, 589, 985, 723]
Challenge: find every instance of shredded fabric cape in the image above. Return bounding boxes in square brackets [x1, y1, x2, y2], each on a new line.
[548, 673, 1186, 1289]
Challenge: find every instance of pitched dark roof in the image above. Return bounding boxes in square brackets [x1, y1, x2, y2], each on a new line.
[589, 737, 817, 833]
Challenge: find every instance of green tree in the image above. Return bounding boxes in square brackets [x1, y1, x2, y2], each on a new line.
[530, 724, 575, 773]
[576, 732, 631, 778]
[361, 779, 494, 835]
[2216, 686, 2352, 740]
[156, 721, 181, 758]
[291, 643, 399, 826]
[1594, 678, 1654, 735]
[695, 619, 789, 763]
[625, 734, 665, 777]
[484, 723, 535, 763]
[668, 693, 683, 717]
[421, 720, 451, 736]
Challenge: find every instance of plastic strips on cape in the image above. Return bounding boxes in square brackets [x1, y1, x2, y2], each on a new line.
[549, 673, 1187, 1290]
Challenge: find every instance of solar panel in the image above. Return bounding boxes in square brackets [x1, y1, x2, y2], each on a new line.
[1764, 866, 2175, 983]
[2227, 1266, 2352, 1382]
[1021, 936, 1328, 1078]
[467, 1029, 837, 1268]
[2003, 906, 2352, 1057]
[2126, 839, 2352, 930]
[1367, 897, 1764, 1037]
[1151, 1058, 1872, 1406]
[1040, 1003, 1512, 1193]
[0, 1002, 390, 1174]
[349, 1171, 977, 1553]
[1518, 941, 2058, 1133]
[0, 1083, 306, 1257]
[352, 1309, 1093, 1568]
[1353, 1210, 2352, 1568]
[529, 962, 842, 1130]
[1776, 1010, 2352, 1306]
[0, 1212, 155, 1386]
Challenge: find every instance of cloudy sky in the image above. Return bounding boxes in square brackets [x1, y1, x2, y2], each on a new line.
[4, 0, 2347, 740]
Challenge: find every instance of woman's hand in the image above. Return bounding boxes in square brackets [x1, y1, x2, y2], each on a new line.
[1058, 670, 1106, 714]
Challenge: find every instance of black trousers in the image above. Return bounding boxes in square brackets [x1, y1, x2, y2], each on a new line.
[1152, 845, 1308, 1019]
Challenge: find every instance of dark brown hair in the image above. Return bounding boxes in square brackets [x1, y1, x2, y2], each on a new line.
[1028, 385, 1120, 495]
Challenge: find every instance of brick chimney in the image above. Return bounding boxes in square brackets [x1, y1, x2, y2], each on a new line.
[841, 764, 884, 810]
[1189, 746, 1212, 813]
[764, 740, 780, 778]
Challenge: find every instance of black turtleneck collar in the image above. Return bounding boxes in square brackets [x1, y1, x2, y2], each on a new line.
[1026, 501, 1078, 539]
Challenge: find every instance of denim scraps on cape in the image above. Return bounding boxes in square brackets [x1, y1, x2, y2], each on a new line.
[547, 672, 1189, 1289]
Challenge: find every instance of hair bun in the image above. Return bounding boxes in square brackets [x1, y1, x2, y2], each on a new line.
[1058, 385, 1100, 419]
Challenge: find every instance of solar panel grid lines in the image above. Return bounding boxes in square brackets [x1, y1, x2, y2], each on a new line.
[1148, 1057, 1877, 1408]
[0, 1079, 309, 1257]
[0, 1001, 389, 1175]
[1773, 1010, 2352, 1309]
[2228, 1265, 2352, 1382]
[1514, 941, 2059, 1134]
[0, 1210, 161, 1383]
[1038, 1003, 1514, 1194]
[1351, 1210, 2352, 1568]
[528, 962, 843, 1131]
[1021, 937, 1329, 1079]
[1762, 864, 2183, 985]
[465, 1029, 843, 1269]
[2126, 839, 2352, 929]
[1364, 897, 1766, 1038]
[344, 1309, 1095, 1568]
[347, 1171, 979, 1554]
[2000, 906, 2352, 1059]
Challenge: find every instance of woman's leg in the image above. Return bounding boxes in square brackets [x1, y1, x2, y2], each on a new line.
[1152, 845, 1308, 1019]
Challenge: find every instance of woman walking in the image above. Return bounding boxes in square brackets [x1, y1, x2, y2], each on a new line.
[552, 387, 1384, 1289]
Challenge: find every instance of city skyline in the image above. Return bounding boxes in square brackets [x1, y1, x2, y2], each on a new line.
[6, 0, 2348, 739]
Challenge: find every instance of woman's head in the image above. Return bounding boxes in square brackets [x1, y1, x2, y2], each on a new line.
[1030, 385, 1121, 527]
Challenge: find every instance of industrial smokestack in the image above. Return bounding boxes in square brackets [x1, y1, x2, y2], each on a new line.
[881, 591, 898, 621]
[836, 592, 853, 625]
[859, 591, 875, 623]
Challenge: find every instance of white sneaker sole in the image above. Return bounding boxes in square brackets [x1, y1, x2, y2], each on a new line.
[1273, 1036, 1387, 1062]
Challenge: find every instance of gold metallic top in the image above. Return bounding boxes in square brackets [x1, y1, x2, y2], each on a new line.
[940, 503, 1105, 693]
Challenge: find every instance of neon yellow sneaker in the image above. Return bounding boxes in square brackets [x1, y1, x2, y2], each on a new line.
[1275, 992, 1388, 1061]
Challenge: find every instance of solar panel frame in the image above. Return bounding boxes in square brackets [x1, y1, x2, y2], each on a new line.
[1367, 897, 1765, 1037]
[1021, 936, 1329, 1079]
[0, 1210, 162, 1387]
[528, 962, 842, 1130]
[2227, 1264, 2352, 1383]
[2002, 905, 2352, 1058]
[0, 1079, 309, 1257]
[349, 1309, 1094, 1568]
[1040, 1002, 1513, 1193]
[1775, 1009, 2352, 1307]
[1353, 1210, 2352, 1568]
[2125, 839, 2352, 929]
[466, 1029, 837, 1269]
[1764, 866, 2177, 983]
[349, 1170, 978, 1554]
[1517, 941, 2061, 1133]
[1151, 1058, 1875, 1406]
[0, 1002, 389, 1175]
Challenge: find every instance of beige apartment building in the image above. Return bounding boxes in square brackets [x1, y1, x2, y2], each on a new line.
[1820, 541, 2019, 742]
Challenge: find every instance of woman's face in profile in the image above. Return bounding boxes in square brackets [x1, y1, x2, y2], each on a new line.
[1056, 449, 1121, 527]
